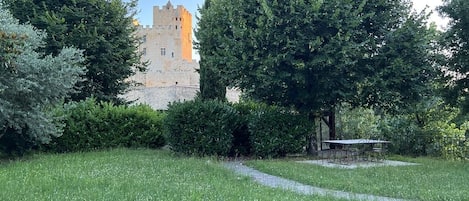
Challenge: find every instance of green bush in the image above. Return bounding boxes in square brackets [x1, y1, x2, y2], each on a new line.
[429, 122, 468, 160]
[164, 100, 237, 156]
[229, 101, 268, 157]
[378, 98, 469, 159]
[45, 98, 166, 152]
[248, 105, 313, 158]
[0, 127, 34, 157]
[336, 104, 382, 139]
[379, 116, 430, 156]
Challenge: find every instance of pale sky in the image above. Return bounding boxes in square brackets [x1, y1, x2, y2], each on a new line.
[131, 0, 449, 60]
[412, 0, 449, 30]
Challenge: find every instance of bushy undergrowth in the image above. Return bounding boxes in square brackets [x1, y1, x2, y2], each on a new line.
[45, 98, 166, 152]
[379, 116, 431, 156]
[340, 98, 469, 159]
[431, 122, 469, 159]
[334, 98, 469, 160]
[164, 100, 237, 156]
[336, 104, 381, 139]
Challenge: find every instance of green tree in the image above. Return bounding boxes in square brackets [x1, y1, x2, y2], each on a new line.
[195, 0, 227, 101]
[356, 7, 439, 113]
[197, 0, 437, 151]
[223, 0, 435, 112]
[3, 0, 146, 103]
[0, 7, 85, 155]
[439, 0, 469, 113]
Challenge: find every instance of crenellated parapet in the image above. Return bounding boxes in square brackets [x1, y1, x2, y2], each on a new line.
[137, 25, 183, 31]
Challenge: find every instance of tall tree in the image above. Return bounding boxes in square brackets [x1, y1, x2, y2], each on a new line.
[3, 0, 146, 103]
[195, 0, 228, 101]
[223, 0, 435, 112]
[197, 0, 437, 149]
[439, 0, 469, 113]
[0, 6, 85, 154]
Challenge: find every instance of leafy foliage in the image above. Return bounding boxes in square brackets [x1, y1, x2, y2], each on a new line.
[196, 0, 437, 114]
[229, 101, 261, 157]
[336, 104, 381, 140]
[379, 114, 429, 156]
[3, 0, 146, 103]
[248, 105, 313, 158]
[164, 100, 237, 156]
[45, 98, 166, 152]
[431, 122, 468, 160]
[356, 8, 439, 112]
[379, 98, 469, 159]
[195, 0, 228, 101]
[164, 99, 313, 158]
[439, 0, 469, 113]
[0, 7, 85, 155]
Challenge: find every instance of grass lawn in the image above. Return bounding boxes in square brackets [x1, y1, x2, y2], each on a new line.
[0, 149, 347, 201]
[246, 156, 469, 201]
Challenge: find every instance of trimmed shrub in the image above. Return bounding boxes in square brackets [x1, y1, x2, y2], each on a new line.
[164, 100, 237, 156]
[123, 104, 167, 149]
[229, 102, 256, 157]
[248, 105, 313, 158]
[45, 98, 166, 152]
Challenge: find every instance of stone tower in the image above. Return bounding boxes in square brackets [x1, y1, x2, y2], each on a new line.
[152, 0, 193, 62]
[124, 1, 200, 109]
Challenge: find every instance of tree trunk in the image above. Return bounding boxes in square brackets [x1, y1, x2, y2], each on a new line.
[321, 109, 336, 149]
[329, 110, 336, 140]
[306, 113, 318, 156]
[306, 132, 318, 156]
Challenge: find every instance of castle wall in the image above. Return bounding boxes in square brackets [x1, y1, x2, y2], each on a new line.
[123, 85, 198, 110]
[124, 1, 200, 110]
[124, 1, 239, 110]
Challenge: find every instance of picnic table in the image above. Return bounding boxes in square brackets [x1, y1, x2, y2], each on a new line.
[322, 139, 390, 164]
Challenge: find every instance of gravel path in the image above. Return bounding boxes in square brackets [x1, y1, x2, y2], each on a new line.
[224, 161, 409, 201]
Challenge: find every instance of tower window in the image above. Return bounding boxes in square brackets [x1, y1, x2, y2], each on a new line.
[172, 52, 174, 58]
[142, 48, 147, 55]
[175, 25, 177, 30]
[161, 48, 166, 56]
[141, 35, 147, 43]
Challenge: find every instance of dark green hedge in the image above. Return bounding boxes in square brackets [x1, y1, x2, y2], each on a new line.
[163, 100, 313, 158]
[248, 105, 313, 158]
[229, 101, 257, 157]
[164, 100, 237, 156]
[45, 98, 166, 152]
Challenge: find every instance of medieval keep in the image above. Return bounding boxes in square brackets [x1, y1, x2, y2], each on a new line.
[124, 1, 200, 109]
